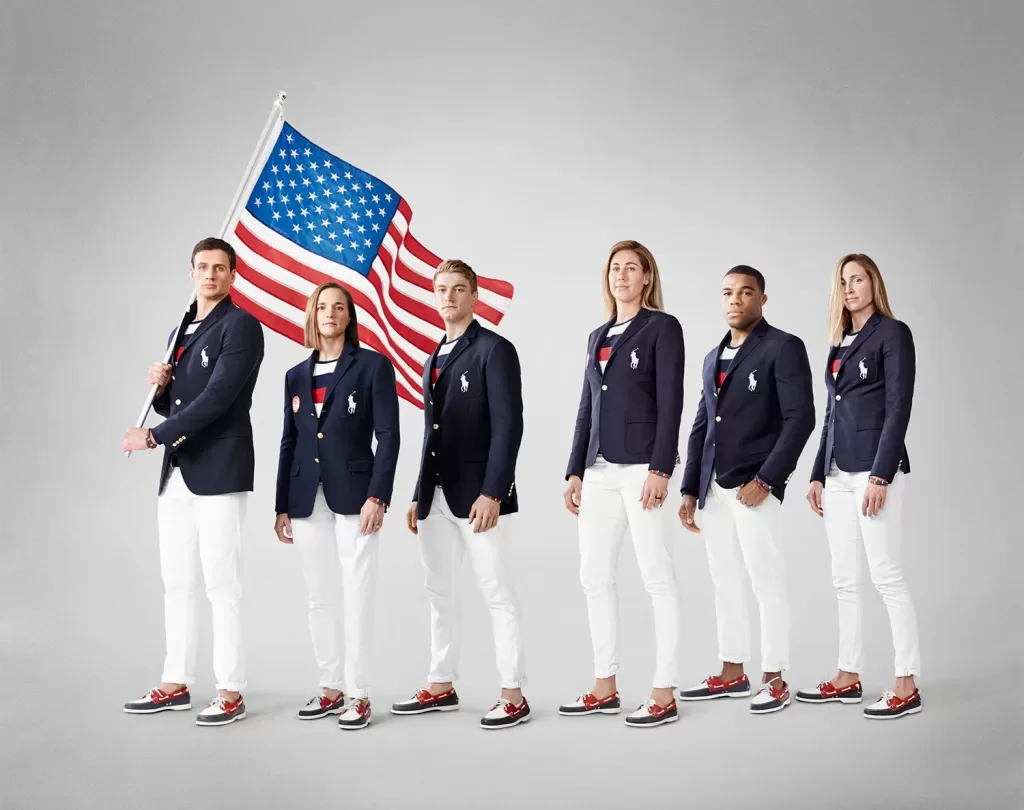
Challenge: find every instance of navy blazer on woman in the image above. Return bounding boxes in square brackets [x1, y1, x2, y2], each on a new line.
[681, 318, 815, 508]
[566, 308, 686, 480]
[152, 295, 265, 496]
[413, 319, 524, 521]
[811, 312, 915, 484]
[276, 344, 400, 518]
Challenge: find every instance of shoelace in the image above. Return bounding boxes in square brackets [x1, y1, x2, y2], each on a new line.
[879, 689, 897, 706]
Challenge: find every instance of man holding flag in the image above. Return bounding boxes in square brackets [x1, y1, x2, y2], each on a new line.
[122, 237, 265, 727]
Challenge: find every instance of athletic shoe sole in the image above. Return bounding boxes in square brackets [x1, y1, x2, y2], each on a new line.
[625, 714, 679, 728]
[864, 706, 922, 720]
[794, 694, 862, 705]
[124, 703, 192, 714]
[557, 706, 621, 716]
[678, 690, 751, 701]
[750, 697, 792, 714]
[390, 704, 459, 715]
[196, 710, 246, 727]
[480, 714, 531, 730]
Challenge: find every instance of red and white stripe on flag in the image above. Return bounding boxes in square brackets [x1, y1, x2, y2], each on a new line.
[227, 199, 514, 409]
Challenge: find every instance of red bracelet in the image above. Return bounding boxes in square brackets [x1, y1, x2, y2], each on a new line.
[369, 496, 388, 510]
[650, 470, 670, 478]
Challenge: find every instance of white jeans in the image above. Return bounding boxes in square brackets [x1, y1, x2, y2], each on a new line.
[577, 460, 679, 689]
[417, 487, 526, 689]
[823, 462, 920, 677]
[157, 468, 247, 692]
[698, 478, 790, 673]
[291, 486, 379, 699]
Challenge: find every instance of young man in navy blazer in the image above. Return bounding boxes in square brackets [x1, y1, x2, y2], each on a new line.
[122, 237, 265, 727]
[678, 265, 815, 715]
[392, 259, 530, 730]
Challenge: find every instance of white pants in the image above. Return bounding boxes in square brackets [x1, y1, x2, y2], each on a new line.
[291, 486, 379, 699]
[577, 460, 679, 689]
[823, 462, 920, 677]
[699, 478, 790, 673]
[417, 487, 526, 689]
[157, 468, 247, 692]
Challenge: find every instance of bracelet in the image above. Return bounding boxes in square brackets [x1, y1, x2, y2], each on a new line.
[650, 470, 670, 479]
[868, 476, 889, 486]
[754, 475, 772, 493]
[369, 496, 388, 511]
[145, 430, 158, 450]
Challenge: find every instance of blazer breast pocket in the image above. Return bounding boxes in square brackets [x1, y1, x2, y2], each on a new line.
[452, 367, 483, 399]
[851, 351, 881, 384]
[338, 387, 366, 416]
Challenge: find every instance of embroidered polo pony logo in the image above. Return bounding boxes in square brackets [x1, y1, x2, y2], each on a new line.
[630, 349, 639, 369]
[858, 358, 868, 379]
[347, 392, 357, 414]
[459, 372, 469, 393]
[201, 347, 209, 368]
[748, 370, 757, 391]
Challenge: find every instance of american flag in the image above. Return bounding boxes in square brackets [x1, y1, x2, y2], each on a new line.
[225, 120, 515, 409]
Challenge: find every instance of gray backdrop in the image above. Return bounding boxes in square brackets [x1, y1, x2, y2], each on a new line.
[1, 1, 1021, 808]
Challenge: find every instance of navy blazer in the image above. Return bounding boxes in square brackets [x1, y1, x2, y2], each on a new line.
[681, 318, 815, 508]
[275, 345, 400, 517]
[565, 308, 685, 480]
[151, 295, 265, 496]
[811, 312, 915, 483]
[413, 320, 524, 521]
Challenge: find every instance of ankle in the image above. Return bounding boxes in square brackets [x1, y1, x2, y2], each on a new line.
[218, 690, 240, 701]
[500, 688, 523, 705]
[650, 687, 675, 707]
[833, 671, 859, 687]
[591, 677, 617, 699]
[894, 676, 917, 697]
[323, 688, 343, 701]
[720, 663, 745, 682]
[428, 682, 453, 696]
[160, 682, 187, 693]
[762, 672, 783, 687]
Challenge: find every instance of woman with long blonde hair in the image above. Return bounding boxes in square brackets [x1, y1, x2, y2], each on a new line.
[560, 240, 686, 728]
[798, 253, 922, 719]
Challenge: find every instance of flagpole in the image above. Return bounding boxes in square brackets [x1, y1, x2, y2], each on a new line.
[126, 91, 287, 457]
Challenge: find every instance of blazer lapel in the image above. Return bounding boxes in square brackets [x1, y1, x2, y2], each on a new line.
[180, 295, 232, 355]
[422, 343, 440, 402]
[720, 317, 768, 392]
[836, 312, 881, 382]
[703, 350, 719, 412]
[607, 308, 651, 365]
[590, 318, 615, 373]
[434, 320, 478, 387]
[323, 343, 356, 406]
[299, 352, 319, 421]
[824, 345, 839, 391]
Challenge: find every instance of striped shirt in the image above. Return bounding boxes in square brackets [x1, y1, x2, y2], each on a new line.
[174, 320, 202, 364]
[431, 339, 459, 388]
[597, 319, 632, 373]
[716, 344, 739, 392]
[312, 359, 336, 417]
[830, 331, 858, 377]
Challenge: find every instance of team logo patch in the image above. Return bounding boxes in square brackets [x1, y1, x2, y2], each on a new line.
[291, 396, 300, 413]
